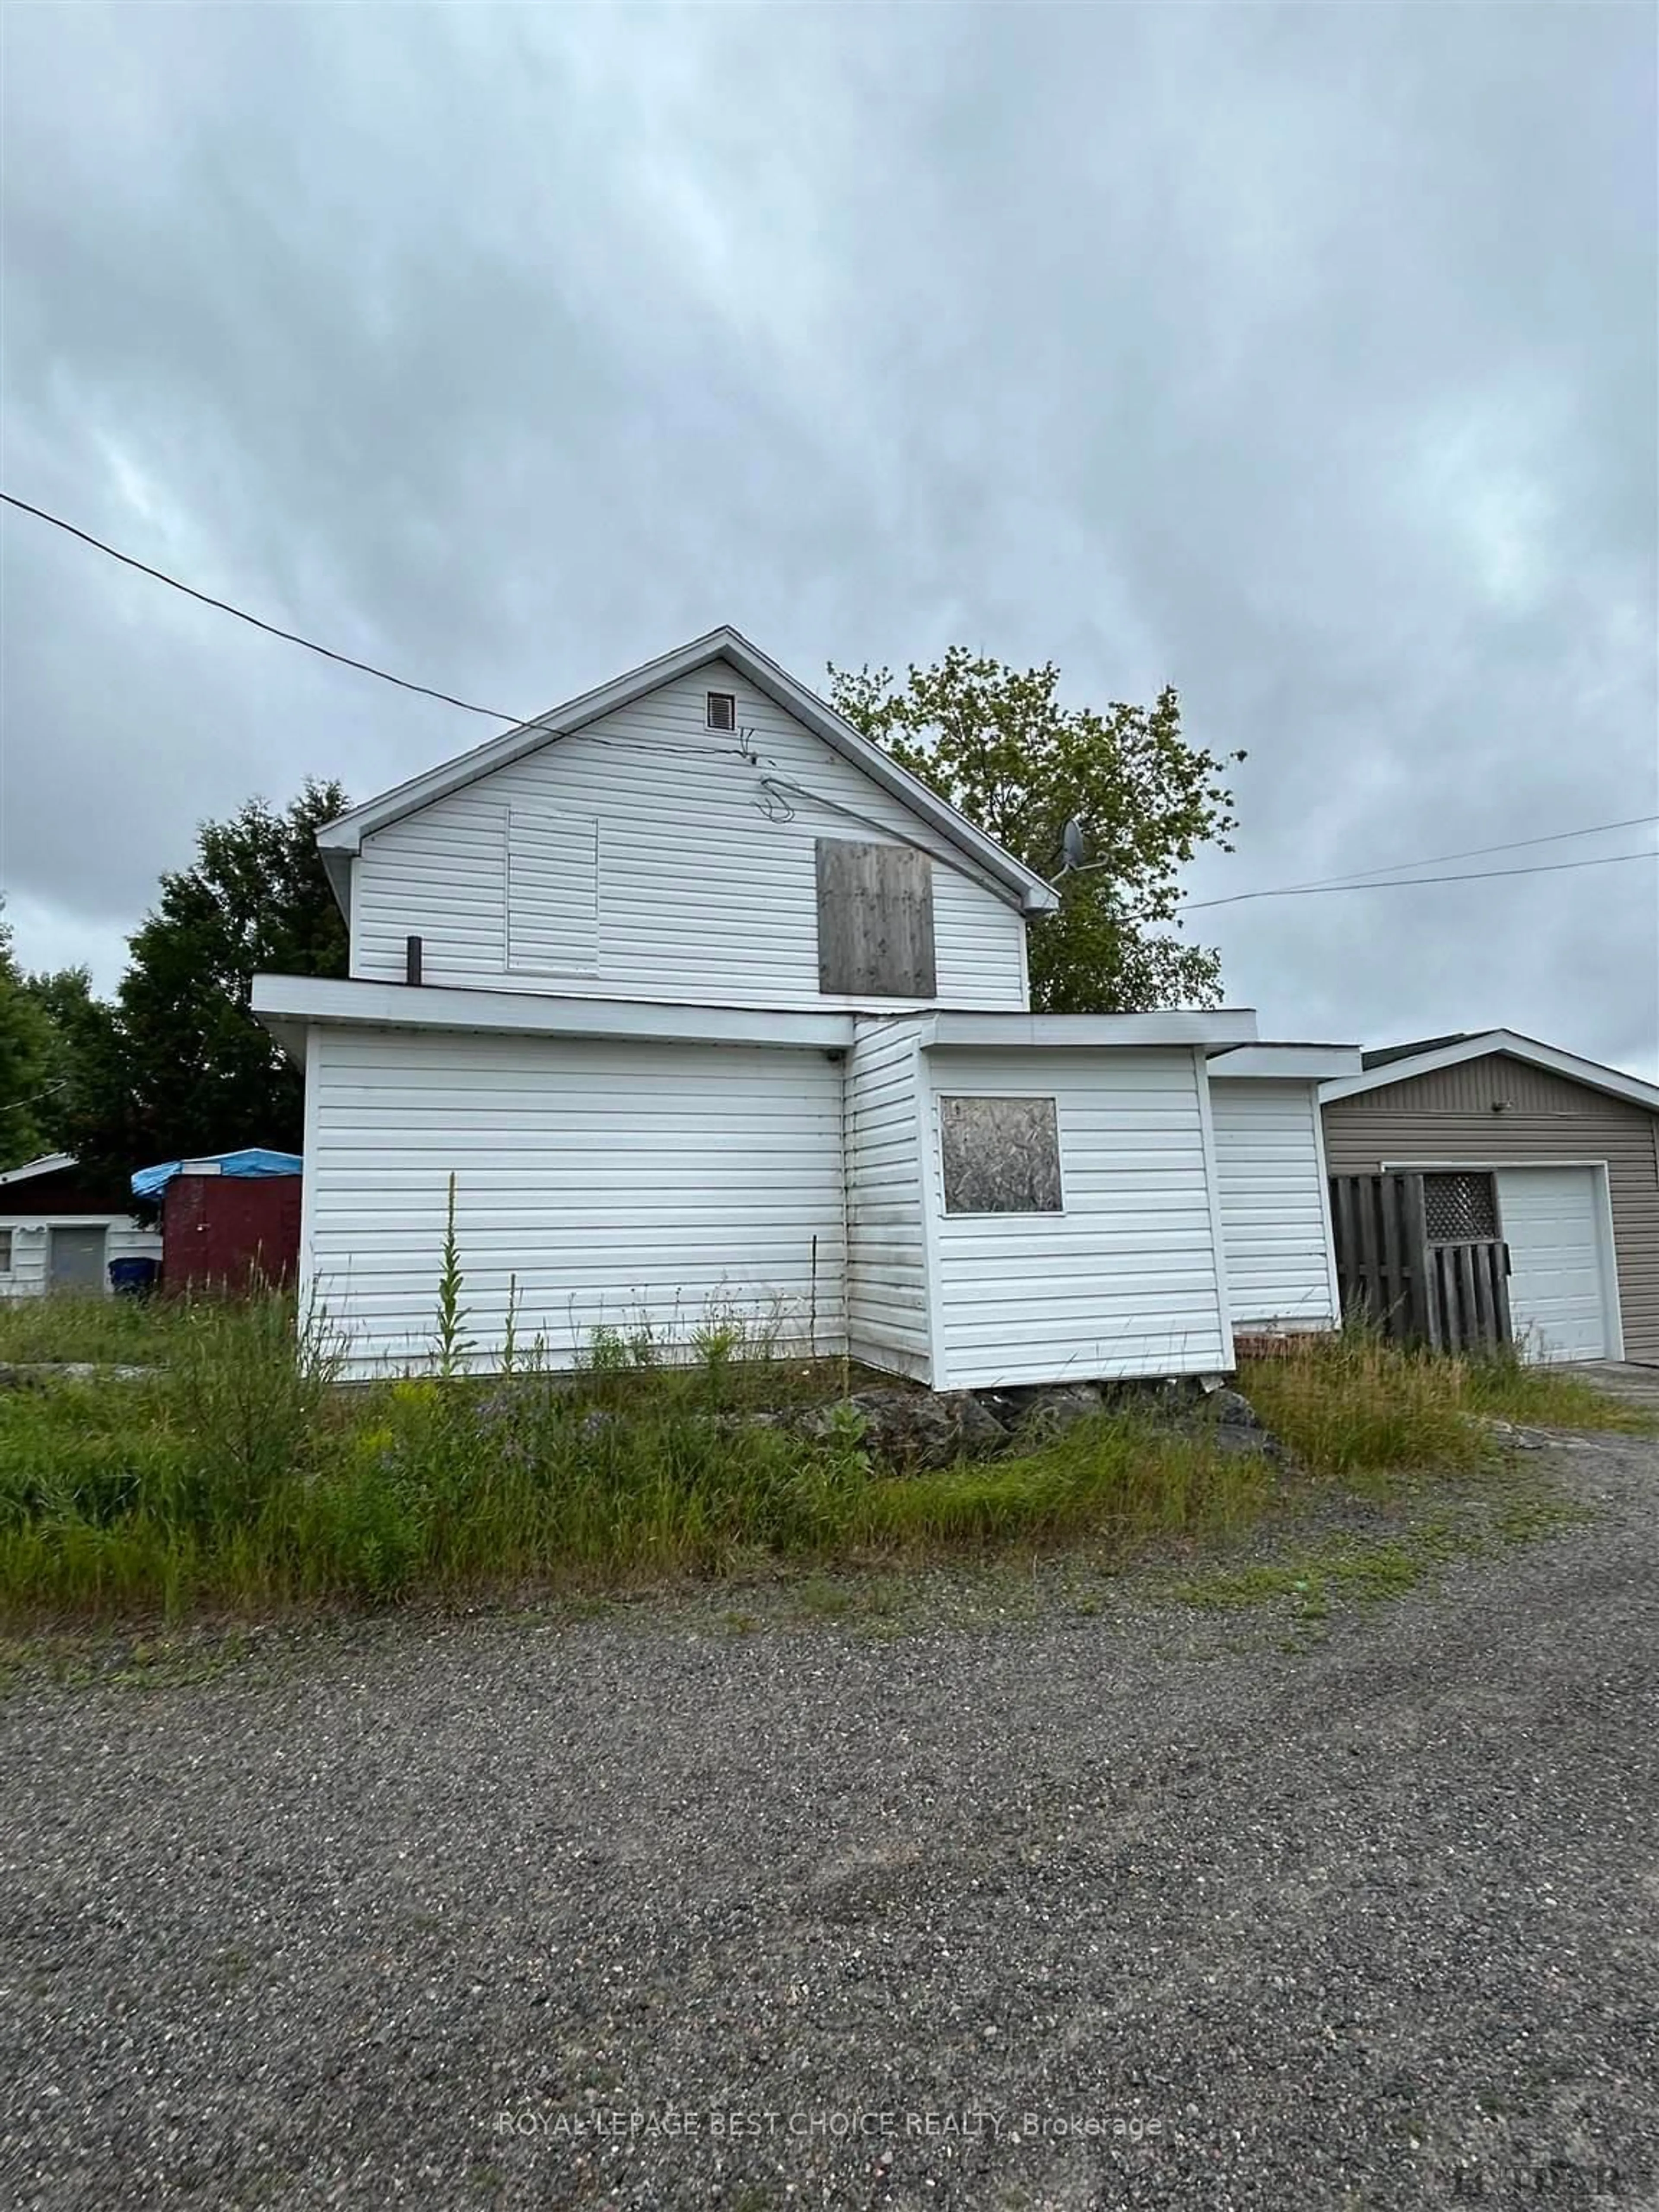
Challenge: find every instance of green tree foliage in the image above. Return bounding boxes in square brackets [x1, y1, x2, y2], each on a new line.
[62, 781, 350, 1179]
[20, 966, 115, 1153]
[0, 906, 56, 1170]
[828, 651, 1242, 1012]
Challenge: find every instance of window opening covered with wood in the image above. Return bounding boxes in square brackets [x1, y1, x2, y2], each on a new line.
[815, 838, 937, 999]
[939, 1094, 1063, 1214]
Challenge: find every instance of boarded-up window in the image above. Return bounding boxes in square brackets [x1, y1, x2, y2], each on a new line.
[815, 839, 936, 998]
[1423, 1170, 1498, 1243]
[939, 1095, 1063, 1214]
[506, 809, 599, 974]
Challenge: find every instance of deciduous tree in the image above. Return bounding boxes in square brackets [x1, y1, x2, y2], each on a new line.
[829, 651, 1241, 1012]
[0, 907, 55, 1170]
[62, 781, 350, 1179]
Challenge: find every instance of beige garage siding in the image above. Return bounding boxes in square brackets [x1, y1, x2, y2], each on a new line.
[1322, 1052, 1659, 1362]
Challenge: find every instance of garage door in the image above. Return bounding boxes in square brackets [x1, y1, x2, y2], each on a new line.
[48, 1224, 107, 1291]
[1495, 1166, 1611, 1362]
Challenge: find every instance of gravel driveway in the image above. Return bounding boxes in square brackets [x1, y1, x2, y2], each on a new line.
[3, 1433, 1656, 2212]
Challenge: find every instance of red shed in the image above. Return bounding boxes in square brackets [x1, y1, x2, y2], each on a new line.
[136, 1150, 304, 1296]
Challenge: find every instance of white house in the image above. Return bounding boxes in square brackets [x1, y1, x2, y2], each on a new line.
[253, 628, 1358, 1385]
[0, 1154, 162, 1300]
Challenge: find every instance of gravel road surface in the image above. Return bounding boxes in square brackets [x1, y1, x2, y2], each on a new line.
[3, 1433, 1656, 2211]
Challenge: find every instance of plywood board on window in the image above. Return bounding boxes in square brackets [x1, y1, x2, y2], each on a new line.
[816, 839, 936, 998]
[939, 1094, 1062, 1214]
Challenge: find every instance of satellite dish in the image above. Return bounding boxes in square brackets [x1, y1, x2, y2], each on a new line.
[1061, 818, 1088, 872]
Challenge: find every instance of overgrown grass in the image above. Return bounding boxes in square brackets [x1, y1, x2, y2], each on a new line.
[0, 1295, 1278, 1623]
[0, 1297, 1641, 1628]
[0, 1289, 194, 1367]
[844, 1413, 1273, 1554]
[1459, 1353, 1649, 1432]
[1237, 1328, 1647, 1476]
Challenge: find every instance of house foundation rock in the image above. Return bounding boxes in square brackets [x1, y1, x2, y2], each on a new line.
[792, 1387, 1008, 1471]
[784, 1373, 1283, 1469]
[1198, 1386, 1263, 1431]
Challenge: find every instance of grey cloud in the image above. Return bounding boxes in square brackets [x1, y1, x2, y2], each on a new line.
[1, 4, 1653, 1070]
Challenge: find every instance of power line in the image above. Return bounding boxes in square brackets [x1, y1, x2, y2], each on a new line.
[0, 1078, 69, 1115]
[9, 488, 1656, 918]
[1203, 814, 1659, 904]
[1, 489, 766, 769]
[0, 490, 528, 725]
[1179, 848, 1656, 911]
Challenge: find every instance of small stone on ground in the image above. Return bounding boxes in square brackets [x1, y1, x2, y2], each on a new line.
[1, 1430, 1655, 2209]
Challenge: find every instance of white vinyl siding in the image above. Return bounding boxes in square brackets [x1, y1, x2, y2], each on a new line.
[0, 1218, 161, 1300]
[507, 809, 599, 976]
[350, 661, 1028, 1011]
[304, 1026, 846, 1379]
[844, 1018, 931, 1379]
[1209, 1078, 1339, 1331]
[924, 1048, 1230, 1389]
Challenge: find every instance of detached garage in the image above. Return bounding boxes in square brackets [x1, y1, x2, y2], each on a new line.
[0, 1154, 162, 1300]
[1320, 1032, 1659, 1364]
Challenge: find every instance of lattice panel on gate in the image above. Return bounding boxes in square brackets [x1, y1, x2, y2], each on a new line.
[1422, 1170, 1498, 1244]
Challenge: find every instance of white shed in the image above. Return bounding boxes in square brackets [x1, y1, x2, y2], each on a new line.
[0, 1154, 162, 1300]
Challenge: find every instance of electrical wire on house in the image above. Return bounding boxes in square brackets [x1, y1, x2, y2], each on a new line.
[7, 486, 1655, 908]
[757, 775, 1018, 904]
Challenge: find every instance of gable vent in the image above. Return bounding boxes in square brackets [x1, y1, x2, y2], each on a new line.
[706, 690, 736, 732]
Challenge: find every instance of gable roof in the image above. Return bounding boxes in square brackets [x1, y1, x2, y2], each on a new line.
[1359, 1032, 1471, 1070]
[1319, 1029, 1659, 1114]
[317, 626, 1060, 914]
[0, 1152, 78, 1187]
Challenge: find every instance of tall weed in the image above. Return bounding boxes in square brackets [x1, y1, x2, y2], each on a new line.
[166, 1295, 345, 1521]
[1239, 1323, 1646, 1476]
[6, 1276, 1630, 1626]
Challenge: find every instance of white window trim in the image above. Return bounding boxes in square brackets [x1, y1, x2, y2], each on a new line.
[1379, 1157, 1624, 1363]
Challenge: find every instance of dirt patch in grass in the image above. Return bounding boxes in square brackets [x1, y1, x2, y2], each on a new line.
[1165, 1456, 1594, 1653]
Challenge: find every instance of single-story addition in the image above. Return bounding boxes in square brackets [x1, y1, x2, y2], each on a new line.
[253, 626, 1360, 1385]
[0, 1154, 163, 1300]
[1321, 1030, 1659, 1365]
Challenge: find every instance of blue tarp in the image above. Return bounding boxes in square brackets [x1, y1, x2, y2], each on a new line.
[131, 1147, 303, 1203]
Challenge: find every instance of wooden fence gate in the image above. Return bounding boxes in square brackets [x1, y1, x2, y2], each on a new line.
[1328, 1172, 1513, 1354]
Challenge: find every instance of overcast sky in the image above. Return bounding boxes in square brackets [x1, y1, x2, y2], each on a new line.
[2, 3, 1655, 1074]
